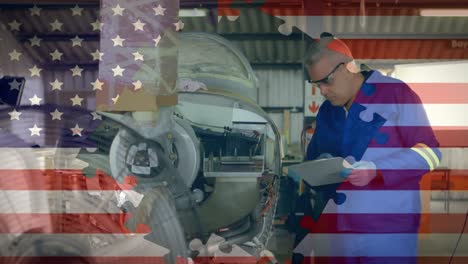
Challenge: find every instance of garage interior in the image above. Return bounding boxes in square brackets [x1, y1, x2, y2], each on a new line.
[0, 0, 468, 263]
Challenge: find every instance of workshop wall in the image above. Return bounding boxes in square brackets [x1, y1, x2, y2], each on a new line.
[255, 68, 305, 157]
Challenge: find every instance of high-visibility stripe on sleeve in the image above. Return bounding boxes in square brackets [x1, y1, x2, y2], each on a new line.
[414, 143, 441, 167]
[411, 143, 440, 171]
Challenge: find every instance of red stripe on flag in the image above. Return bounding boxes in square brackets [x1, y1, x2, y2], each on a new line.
[0, 214, 150, 234]
[434, 129, 468, 147]
[1, 169, 468, 190]
[365, 127, 468, 148]
[352, 83, 468, 104]
[368, 127, 468, 148]
[255, 0, 468, 16]
[300, 214, 468, 234]
[0, 257, 261, 264]
[409, 83, 468, 104]
[0, 257, 264, 264]
[193, 257, 259, 263]
[218, 0, 468, 16]
[0, 257, 167, 264]
[301, 257, 468, 264]
[0, 170, 133, 190]
[256, 0, 468, 16]
[342, 39, 467, 60]
[335, 173, 468, 191]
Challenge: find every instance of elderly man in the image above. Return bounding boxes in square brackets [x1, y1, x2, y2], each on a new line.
[294, 33, 442, 264]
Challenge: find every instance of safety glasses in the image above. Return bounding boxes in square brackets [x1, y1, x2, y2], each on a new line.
[308, 62, 345, 87]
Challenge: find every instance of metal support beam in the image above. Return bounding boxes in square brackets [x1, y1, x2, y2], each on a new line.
[41, 63, 98, 70]
[221, 32, 304, 41]
[0, 1, 98, 6]
[17, 34, 99, 42]
[262, 106, 304, 113]
[252, 63, 303, 68]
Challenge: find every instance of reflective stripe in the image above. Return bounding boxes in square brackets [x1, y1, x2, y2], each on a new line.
[415, 143, 441, 167]
[411, 144, 437, 170]
[410, 147, 434, 170]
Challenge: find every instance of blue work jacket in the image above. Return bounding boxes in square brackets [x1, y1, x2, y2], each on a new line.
[306, 70, 441, 232]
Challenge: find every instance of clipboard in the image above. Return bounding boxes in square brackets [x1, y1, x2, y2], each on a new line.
[288, 157, 346, 187]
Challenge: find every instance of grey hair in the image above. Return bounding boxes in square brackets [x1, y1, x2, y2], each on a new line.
[304, 36, 353, 69]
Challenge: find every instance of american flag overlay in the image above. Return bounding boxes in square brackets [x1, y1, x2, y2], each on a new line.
[0, 0, 181, 263]
[242, 1, 468, 264]
[1, 0, 468, 263]
[97, 0, 180, 111]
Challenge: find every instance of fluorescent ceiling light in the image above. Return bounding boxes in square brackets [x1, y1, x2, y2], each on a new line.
[420, 9, 468, 17]
[179, 8, 208, 17]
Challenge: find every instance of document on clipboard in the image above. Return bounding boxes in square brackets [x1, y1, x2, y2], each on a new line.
[288, 157, 346, 186]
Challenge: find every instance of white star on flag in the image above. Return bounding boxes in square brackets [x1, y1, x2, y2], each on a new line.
[91, 19, 103, 31]
[70, 124, 84, 136]
[9, 49, 22, 61]
[50, 49, 63, 61]
[174, 20, 184, 31]
[71, 35, 83, 47]
[111, 35, 125, 47]
[71, 5, 83, 16]
[112, 4, 125, 16]
[153, 35, 161, 47]
[112, 65, 125, 76]
[91, 112, 102, 120]
[97, 0, 179, 111]
[132, 80, 142, 90]
[112, 94, 119, 104]
[29, 5, 42, 16]
[8, 109, 21, 120]
[50, 109, 63, 120]
[153, 4, 166, 16]
[133, 19, 146, 31]
[132, 51, 144, 61]
[70, 94, 84, 106]
[91, 79, 104, 91]
[29, 94, 42, 106]
[29, 35, 42, 47]
[90, 49, 104, 61]
[9, 79, 22, 90]
[8, 20, 21, 31]
[0, 2, 180, 259]
[50, 79, 63, 91]
[29, 124, 42, 136]
[70, 65, 83, 76]
[50, 19, 63, 31]
[29, 65, 42, 77]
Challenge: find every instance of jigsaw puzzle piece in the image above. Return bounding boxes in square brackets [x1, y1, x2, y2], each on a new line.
[124, 188, 189, 263]
[309, 183, 347, 221]
[373, 131, 389, 145]
[217, 0, 249, 22]
[361, 82, 377, 96]
[287, 182, 347, 237]
[358, 108, 377, 122]
[254, 0, 327, 37]
[274, 15, 329, 39]
[276, 16, 308, 36]
[189, 233, 254, 263]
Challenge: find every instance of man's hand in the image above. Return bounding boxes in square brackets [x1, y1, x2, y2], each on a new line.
[342, 160, 377, 187]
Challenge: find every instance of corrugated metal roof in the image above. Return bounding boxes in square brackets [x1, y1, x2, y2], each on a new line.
[1, 5, 99, 69]
[0, 3, 467, 68]
[327, 15, 468, 35]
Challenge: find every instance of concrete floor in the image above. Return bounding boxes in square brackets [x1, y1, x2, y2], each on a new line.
[266, 227, 295, 263]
